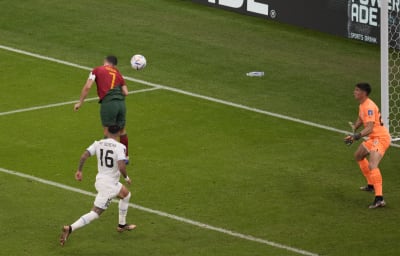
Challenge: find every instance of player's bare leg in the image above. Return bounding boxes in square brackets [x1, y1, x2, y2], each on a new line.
[367, 150, 385, 209]
[354, 144, 374, 192]
[116, 185, 136, 232]
[60, 207, 104, 246]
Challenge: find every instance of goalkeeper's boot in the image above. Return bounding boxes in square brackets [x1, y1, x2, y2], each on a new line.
[360, 185, 374, 192]
[117, 223, 136, 232]
[60, 225, 71, 246]
[369, 198, 386, 209]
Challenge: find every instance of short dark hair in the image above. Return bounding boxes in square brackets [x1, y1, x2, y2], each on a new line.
[108, 125, 121, 134]
[356, 82, 371, 96]
[105, 55, 118, 66]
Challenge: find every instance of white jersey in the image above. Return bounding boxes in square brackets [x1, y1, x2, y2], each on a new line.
[86, 138, 127, 184]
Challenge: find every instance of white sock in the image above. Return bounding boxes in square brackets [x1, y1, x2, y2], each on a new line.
[119, 192, 131, 225]
[71, 211, 99, 232]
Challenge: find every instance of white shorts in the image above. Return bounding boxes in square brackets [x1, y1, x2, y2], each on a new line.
[94, 180, 123, 210]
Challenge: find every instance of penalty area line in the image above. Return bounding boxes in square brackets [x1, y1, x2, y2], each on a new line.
[0, 87, 160, 117]
[0, 167, 319, 256]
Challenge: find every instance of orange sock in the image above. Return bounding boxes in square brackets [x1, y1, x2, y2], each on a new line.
[370, 168, 383, 196]
[358, 159, 373, 185]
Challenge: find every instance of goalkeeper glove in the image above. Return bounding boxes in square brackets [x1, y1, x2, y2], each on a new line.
[344, 133, 362, 146]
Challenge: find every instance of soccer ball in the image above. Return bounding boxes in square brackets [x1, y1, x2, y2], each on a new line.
[130, 54, 146, 70]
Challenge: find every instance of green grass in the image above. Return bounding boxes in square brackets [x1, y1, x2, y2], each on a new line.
[0, 0, 380, 128]
[1, 1, 400, 255]
[0, 172, 292, 256]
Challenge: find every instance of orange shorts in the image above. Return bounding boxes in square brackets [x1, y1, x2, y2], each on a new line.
[362, 137, 390, 155]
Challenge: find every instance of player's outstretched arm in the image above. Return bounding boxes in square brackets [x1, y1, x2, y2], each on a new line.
[74, 80, 94, 111]
[75, 151, 91, 181]
[121, 85, 128, 96]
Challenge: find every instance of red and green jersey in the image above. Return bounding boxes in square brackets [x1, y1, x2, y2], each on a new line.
[89, 65, 126, 101]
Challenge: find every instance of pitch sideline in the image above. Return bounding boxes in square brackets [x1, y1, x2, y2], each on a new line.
[0, 167, 319, 256]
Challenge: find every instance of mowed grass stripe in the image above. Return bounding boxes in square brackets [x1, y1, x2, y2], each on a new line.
[0, 44, 348, 135]
[3, 44, 400, 150]
[0, 167, 319, 256]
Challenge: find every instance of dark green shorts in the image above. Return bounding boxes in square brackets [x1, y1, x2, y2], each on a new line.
[100, 99, 126, 128]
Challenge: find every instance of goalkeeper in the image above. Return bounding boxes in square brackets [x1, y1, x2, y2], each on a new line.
[345, 83, 391, 209]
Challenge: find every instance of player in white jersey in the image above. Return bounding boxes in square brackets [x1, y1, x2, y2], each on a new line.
[60, 125, 136, 246]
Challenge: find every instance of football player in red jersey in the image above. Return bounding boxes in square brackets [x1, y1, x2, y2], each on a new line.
[74, 56, 130, 162]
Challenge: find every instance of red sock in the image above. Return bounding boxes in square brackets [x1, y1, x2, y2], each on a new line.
[120, 134, 129, 157]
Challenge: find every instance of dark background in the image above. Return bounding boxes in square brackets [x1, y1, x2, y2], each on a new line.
[192, 0, 379, 43]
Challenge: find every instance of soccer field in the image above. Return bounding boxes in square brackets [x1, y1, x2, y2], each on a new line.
[1, 1, 400, 255]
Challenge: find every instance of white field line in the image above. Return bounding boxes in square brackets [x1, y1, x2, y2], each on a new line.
[2, 44, 399, 148]
[0, 44, 347, 134]
[0, 87, 160, 116]
[2, 44, 400, 148]
[0, 167, 319, 256]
